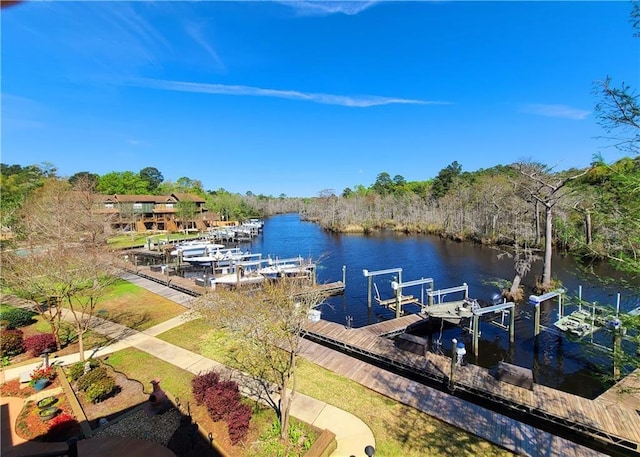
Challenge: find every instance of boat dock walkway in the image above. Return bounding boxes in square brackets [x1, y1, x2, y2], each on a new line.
[302, 319, 640, 456]
[127, 265, 345, 298]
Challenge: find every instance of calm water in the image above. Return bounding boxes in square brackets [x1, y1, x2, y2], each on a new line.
[244, 213, 639, 397]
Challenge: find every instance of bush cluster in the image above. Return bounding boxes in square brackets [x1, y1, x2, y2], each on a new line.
[1, 329, 25, 357]
[0, 306, 36, 329]
[191, 370, 252, 445]
[24, 333, 57, 357]
[85, 377, 116, 403]
[75, 365, 116, 403]
[67, 359, 100, 382]
[76, 366, 108, 391]
[204, 380, 241, 422]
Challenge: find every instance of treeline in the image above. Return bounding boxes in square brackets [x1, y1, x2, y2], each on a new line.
[302, 158, 640, 276]
[2, 156, 638, 278]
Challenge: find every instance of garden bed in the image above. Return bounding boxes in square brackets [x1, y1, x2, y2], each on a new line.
[72, 362, 149, 429]
[0, 378, 82, 443]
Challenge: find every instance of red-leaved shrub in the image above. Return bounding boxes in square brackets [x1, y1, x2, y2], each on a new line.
[204, 380, 241, 422]
[24, 333, 56, 357]
[191, 370, 220, 405]
[227, 403, 252, 445]
[46, 413, 80, 441]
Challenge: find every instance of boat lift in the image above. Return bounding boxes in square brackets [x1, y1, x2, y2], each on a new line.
[390, 277, 435, 319]
[469, 301, 516, 357]
[528, 289, 566, 336]
[363, 268, 403, 312]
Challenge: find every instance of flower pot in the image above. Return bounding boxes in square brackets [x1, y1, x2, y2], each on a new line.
[38, 406, 59, 421]
[37, 396, 58, 409]
[33, 378, 50, 391]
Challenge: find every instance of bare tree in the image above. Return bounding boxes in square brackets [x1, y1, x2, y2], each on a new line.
[193, 278, 324, 440]
[511, 162, 591, 290]
[1, 177, 120, 355]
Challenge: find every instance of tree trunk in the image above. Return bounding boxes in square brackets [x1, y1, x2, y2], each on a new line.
[542, 206, 553, 289]
[510, 274, 522, 298]
[78, 331, 85, 361]
[585, 209, 592, 245]
[534, 200, 541, 246]
[279, 384, 289, 440]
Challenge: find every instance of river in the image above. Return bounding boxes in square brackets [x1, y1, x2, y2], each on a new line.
[243, 213, 639, 398]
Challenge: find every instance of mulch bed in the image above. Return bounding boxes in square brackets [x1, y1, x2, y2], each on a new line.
[1, 378, 82, 443]
[73, 363, 149, 429]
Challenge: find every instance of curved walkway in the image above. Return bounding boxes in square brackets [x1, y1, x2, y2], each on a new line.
[0, 287, 374, 457]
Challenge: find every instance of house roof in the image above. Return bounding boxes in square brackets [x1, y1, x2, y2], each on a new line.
[97, 193, 205, 204]
[171, 193, 206, 203]
[111, 195, 176, 203]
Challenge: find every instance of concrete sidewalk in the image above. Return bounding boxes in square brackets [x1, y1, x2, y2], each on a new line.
[1, 295, 375, 457]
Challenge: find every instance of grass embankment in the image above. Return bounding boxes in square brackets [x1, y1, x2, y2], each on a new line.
[158, 318, 514, 457]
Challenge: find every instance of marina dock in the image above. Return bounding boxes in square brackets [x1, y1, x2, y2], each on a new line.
[302, 318, 640, 456]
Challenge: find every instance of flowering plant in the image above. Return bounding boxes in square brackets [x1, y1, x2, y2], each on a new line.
[29, 366, 56, 387]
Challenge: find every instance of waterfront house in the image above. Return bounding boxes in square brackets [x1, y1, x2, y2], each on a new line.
[95, 193, 223, 234]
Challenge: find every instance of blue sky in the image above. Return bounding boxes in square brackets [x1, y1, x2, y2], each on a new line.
[2, 1, 638, 197]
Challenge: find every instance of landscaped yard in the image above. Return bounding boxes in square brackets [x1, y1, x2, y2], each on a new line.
[104, 348, 318, 457]
[158, 318, 515, 457]
[2, 280, 515, 456]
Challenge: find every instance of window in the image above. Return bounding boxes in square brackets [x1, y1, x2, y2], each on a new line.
[104, 203, 114, 209]
[133, 203, 142, 209]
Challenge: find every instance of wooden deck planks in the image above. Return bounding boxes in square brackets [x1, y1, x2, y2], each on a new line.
[302, 316, 640, 452]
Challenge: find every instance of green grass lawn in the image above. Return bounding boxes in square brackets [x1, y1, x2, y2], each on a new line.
[92, 279, 187, 330]
[158, 318, 514, 457]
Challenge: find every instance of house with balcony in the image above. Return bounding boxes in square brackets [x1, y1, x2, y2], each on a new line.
[96, 193, 221, 234]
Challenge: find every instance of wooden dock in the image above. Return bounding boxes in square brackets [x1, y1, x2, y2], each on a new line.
[302, 318, 640, 455]
[128, 266, 345, 298]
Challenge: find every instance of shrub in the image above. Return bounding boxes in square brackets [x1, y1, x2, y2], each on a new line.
[0, 306, 36, 329]
[67, 359, 100, 382]
[24, 333, 57, 357]
[0, 329, 24, 357]
[227, 402, 252, 445]
[191, 370, 220, 405]
[46, 413, 80, 441]
[76, 366, 108, 391]
[204, 380, 241, 422]
[85, 376, 116, 403]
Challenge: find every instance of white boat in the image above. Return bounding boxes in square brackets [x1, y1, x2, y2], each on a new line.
[170, 241, 225, 257]
[257, 256, 315, 279]
[181, 247, 249, 266]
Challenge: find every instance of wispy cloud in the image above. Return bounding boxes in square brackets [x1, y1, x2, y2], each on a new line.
[128, 78, 446, 108]
[278, 1, 378, 16]
[183, 20, 226, 72]
[521, 103, 591, 120]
